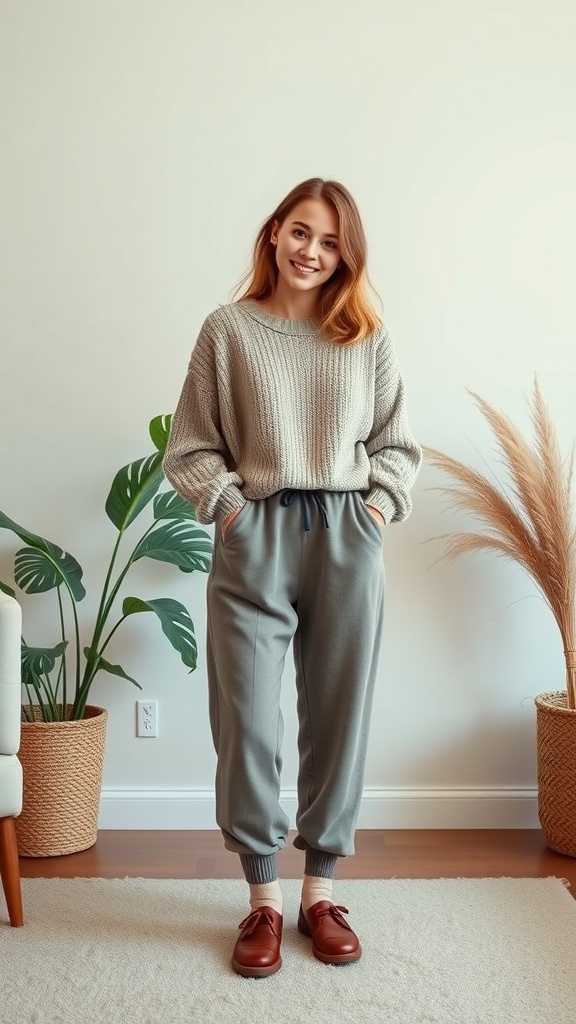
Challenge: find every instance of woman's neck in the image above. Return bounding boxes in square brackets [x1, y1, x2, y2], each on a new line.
[258, 283, 319, 321]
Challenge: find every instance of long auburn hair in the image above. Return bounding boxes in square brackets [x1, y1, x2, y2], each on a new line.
[234, 178, 382, 345]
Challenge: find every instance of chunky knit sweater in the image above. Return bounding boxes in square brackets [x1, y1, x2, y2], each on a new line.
[163, 301, 421, 526]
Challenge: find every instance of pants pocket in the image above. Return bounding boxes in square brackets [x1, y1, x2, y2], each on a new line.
[221, 500, 252, 543]
[354, 493, 384, 542]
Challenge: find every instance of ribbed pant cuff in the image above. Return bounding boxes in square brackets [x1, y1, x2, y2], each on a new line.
[304, 849, 339, 879]
[239, 853, 279, 884]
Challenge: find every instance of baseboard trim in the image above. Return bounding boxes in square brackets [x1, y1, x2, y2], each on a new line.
[98, 787, 539, 830]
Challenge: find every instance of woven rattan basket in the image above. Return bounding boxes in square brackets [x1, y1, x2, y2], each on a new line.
[535, 690, 576, 858]
[16, 705, 108, 857]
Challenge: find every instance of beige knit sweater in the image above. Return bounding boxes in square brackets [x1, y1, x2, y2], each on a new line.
[163, 301, 421, 526]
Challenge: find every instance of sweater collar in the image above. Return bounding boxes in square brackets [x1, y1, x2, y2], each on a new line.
[239, 300, 318, 336]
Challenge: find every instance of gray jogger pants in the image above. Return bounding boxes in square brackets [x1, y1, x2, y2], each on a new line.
[206, 489, 385, 860]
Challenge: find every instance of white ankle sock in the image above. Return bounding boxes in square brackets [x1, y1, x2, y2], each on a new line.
[301, 874, 333, 911]
[249, 880, 283, 915]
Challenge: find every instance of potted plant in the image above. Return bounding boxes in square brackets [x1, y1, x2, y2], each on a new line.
[425, 379, 576, 856]
[0, 414, 212, 856]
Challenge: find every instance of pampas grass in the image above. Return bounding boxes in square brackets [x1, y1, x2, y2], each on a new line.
[425, 379, 576, 709]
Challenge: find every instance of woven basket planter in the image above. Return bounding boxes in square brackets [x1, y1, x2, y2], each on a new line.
[16, 705, 108, 857]
[535, 690, 576, 858]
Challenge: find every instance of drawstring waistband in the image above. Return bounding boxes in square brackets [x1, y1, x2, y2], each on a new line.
[280, 490, 329, 531]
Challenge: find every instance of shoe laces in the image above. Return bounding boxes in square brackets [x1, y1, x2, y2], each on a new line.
[316, 904, 353, 931]
[238, 908, 280, 938]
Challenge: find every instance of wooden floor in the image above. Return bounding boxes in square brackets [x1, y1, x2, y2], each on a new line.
[18, 830, 576, 894]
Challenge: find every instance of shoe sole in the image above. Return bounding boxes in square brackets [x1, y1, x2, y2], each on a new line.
[311, 945, 362, 964]
[231, 956, 282, 978]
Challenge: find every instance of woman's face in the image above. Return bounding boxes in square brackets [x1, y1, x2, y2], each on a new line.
[271, 198, 341, 296]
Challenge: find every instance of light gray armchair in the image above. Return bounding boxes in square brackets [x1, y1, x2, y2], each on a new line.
[0, 593, 23, 926]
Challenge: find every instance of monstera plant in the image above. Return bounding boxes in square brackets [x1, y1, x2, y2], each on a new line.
[0, 414, 212, 722]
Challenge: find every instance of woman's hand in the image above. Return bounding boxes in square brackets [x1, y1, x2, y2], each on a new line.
[365, 504, 386, 531]
[222, 507, 242, 535]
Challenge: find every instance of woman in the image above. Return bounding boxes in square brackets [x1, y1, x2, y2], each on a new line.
[163, 177, 421, 976]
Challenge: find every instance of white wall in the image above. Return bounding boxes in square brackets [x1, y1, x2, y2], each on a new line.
[1, 0, 574, 829]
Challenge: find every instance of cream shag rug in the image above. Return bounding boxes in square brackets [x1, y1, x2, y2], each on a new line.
[2, 877, 575, 1024]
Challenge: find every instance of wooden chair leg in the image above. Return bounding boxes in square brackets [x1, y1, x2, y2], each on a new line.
[0, 816, 24, 926]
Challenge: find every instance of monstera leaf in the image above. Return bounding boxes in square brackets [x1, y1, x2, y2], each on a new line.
[21, 640, 68, 684]
[149, 414, 172, 454]
[153, 490, 197, 522]
[132, 520, 212, 573]
[21, 640, 69, 720]
[122, 597, 198, 671]
[105, 453, 164, 532]
[0, 511, 85, 599]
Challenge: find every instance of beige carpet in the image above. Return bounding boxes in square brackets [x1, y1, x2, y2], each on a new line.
[1, 877, 575, 1023]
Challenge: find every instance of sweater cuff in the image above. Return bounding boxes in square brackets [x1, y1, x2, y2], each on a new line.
[364, 488, 395, 526]
[216, 486, 246, 522]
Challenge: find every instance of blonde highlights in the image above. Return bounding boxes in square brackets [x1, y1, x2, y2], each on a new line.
[234, 178, 381, 345]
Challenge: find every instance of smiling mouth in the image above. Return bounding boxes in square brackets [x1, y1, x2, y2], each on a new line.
[290, 261, 318, 275]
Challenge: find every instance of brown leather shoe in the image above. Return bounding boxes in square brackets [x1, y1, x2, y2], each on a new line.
[231, 906, 283, 977]
[298, 901, 362, 964]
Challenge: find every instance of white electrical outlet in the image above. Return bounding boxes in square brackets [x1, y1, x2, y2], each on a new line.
[136, 700, 158, 737]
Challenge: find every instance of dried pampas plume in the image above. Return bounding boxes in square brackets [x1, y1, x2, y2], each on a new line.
[424, 378, 576, 709]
